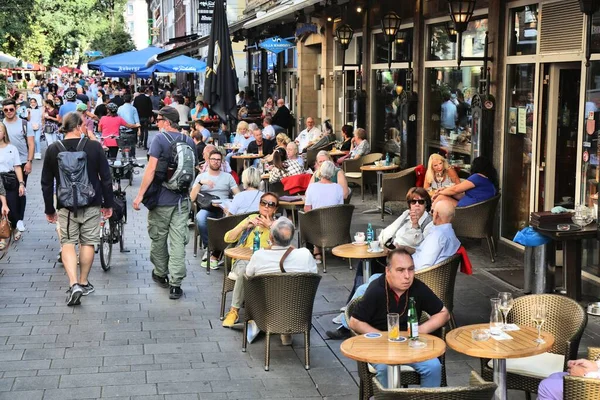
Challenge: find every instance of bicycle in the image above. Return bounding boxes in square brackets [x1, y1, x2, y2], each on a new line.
[98, 156, 144, 271]
[100, 128, 138, 186]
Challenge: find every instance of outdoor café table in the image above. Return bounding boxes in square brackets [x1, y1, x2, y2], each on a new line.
[341, 331, 446, 388]
[534, 222, 597, 301]
[224, 246, 253, 261]
[445, 323, 555, 400]
[359, 164, 399, 215]
[261, 173, 270, 192]
[232, 153, 262, 170]
[332, 243, 388, 283]
[329, 149, 349, 157]
[279, 197, 305, 226]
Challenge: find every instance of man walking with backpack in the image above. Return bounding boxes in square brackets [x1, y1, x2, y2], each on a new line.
[133, 106, 196, 300]
[41, 112, 114, 306]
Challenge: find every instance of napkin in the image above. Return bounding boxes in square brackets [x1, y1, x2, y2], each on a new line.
[490, 331, 513, 341]
[502, 324, 520, 331]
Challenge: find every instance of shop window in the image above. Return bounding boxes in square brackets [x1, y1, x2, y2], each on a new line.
[283, 48, 297, 69]
[428, 18, 488, 61]
[583, 62, 600, 212]
[508, 5, 538, 56]
[335, 35, 363, 67]
[424, 67, 481, 166]
[373, 30, 411, 64]
[501, 64, 535, 240]
[591, 11, 600, 53]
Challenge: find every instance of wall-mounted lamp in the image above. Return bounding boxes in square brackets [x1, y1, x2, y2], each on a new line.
[381, 12, 402, 70]
[579, 0, 600, 67]
[444, 22, 458, 44]
[335, 23, 354, 71]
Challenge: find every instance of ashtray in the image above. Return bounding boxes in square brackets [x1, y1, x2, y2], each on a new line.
[408, 338, 427, 348]
[471, 329, 490, 341]
[587, 302, 600, 316]
[557, 224, 570, 231]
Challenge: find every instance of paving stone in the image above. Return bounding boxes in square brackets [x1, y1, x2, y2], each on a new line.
[42, 386, 102, 400]
[103, 384, 158, 397]
[12, 375, 59, 390]
[59, 371, 146, 388]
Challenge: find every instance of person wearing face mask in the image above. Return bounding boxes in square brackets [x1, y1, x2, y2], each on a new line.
[27, 98, 44, 160]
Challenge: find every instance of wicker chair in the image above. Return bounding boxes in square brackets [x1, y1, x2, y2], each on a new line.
[563, 347, 600, 399]
[380, 167, 417, 220]
[241, 273, 322, 371]
[416, 254, 461, 330]
[371, 371, 496, 400]
[343, 153, 383, 201]
[306, 142, 334, 170]
[480, 294, 588, 399]
[452, 194, 501, 262]
[298, 204, 355, 273]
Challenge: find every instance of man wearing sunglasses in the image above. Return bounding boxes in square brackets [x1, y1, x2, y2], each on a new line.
[1, 99, 33, 238]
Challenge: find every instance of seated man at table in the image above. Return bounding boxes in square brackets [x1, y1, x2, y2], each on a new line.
[538, 356, 600, 400]
[245, 217, 318, 345]
[200, 145, 232, 173]
[349, 248, 450, 388]
[262, 116, 276, 141]
[296, 117, 322, 153]
[247, 128, 274, 165]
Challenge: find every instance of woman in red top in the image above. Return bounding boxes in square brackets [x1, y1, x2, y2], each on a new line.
[98, 103, 139, 158]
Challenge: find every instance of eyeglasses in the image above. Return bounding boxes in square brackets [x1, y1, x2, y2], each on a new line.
[260, 200, 278, 208]
[209, 158, 222, 162]
[408, 199, 426, 205]
[2, 108, 15, 112]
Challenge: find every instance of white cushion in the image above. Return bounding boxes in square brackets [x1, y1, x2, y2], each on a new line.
[368, 363, 415, 373]
[345, 172, 362, 179]
[487, 352, 564, 379]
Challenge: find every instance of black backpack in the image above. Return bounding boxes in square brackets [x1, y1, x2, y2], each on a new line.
[56, 138, 95, 214]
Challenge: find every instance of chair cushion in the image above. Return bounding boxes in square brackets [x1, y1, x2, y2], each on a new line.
[487, 352, 565, 379]
[345, 172, 362, 179]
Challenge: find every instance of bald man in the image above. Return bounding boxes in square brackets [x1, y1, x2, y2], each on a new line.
[272, 98, 291, 133]
[410, 200, 460, 271]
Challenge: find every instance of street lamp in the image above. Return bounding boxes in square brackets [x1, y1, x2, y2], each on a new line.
[447, 0, 476, 34]
[382, 12, 402, 70]
[335, 24, 354, 71]
[580, 0, 600, 66]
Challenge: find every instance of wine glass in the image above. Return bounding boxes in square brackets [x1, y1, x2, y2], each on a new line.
[498, 292, 514, 330]
[531, 301, 546, 344]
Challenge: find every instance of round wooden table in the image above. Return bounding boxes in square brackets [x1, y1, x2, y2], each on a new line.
[341, 331, 446, 388]
[232, 154, 262, 169]
[359, 164, 399, 215]
[446, 323, 555, 400]
[329, 149, 349, 157]
[332, 243, 388, 283]
[224, 246, 253, 261]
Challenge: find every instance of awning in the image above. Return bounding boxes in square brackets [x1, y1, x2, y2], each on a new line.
[242, 0, 322, 30]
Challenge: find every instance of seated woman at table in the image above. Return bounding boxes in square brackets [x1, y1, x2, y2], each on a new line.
[309, 150, 349, 199]
[262, 96, 277, 118]
[336, 128, 370, 166]
[262, 132, 289, 164]
[432, 156, 497, 208]
[424, 153, 461, 193]
[225, 167, 264, 215]
[222, 192, 279, 327]
[225, 121, 254, 166]
[268, 151, 304, 184]
[339, 124, 354, 151]
[305, 161, 344, 262]
[286, 141, 304, 168]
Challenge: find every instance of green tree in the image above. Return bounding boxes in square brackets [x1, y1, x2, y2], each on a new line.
[89, 27, 135, 57]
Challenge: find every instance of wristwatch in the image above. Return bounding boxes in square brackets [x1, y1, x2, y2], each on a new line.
[19, 182, 25, 186]
[27, 159, 33, 163]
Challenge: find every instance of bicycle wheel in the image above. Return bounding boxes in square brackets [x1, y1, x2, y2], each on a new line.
[99, 220, 113, 271]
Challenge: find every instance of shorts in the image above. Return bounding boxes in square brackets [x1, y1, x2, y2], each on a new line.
[58, 206, 101, 246]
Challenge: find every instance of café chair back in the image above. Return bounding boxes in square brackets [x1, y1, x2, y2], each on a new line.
[563, 347, 600, 399]
[480, 294, 587, 398]
[298, 204, 355, 273]
[306, 142, 334, 170]
[380, 166, 417, 220]
[241, 273, 322, 371]
[371, 371, 496, 400]
[416, 254, 461, 330]
[452, 194, 501, 262]
[343, 153, 383, 201]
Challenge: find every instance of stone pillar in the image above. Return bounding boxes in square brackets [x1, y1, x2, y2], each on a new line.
[413, 0, 425, 164]
[321, 25, 335, 131]
[297, 41, 320, 128]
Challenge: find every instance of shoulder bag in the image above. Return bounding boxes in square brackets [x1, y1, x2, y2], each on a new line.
[0, 216, 11, 239]
[196, 192, 220, 210]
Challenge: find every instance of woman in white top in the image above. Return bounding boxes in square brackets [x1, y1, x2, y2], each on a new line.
[27, 98, 44, 160]
[0, 122, 26, 247]
[226, 167, 264, 216]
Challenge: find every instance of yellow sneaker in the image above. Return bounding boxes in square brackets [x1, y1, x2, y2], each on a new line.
[222, 309, 239, 327]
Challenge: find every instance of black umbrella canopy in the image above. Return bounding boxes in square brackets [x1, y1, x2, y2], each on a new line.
[204, 0, 239, 122]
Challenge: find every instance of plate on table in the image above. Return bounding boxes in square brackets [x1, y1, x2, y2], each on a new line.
[367, 248, 385, 253]
[352, 241, 367, 246]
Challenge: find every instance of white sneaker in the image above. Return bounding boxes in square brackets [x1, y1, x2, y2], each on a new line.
[332, 312, 344, 325]
[227, 271, 238, 281]
[16, 220, 25, 232]
[34, 153, 41, 160]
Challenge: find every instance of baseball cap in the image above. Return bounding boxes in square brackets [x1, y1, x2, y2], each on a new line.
[153, 106, 179, 124]
[76, 103, 88, 111]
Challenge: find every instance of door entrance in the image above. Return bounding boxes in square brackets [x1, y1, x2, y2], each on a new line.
[536, 63, 581, 211]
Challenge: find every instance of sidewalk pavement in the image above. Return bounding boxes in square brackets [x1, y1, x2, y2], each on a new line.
[0, 132, 598, 399]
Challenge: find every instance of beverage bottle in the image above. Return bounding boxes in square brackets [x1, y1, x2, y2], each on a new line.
[385, 153, 390, 166]
[489, 298, 503, 335]
[407, 297, 419, 340]
[230, 132, 235, 143]
[252, 229, 261, 252]
[366, 223, 374, 243]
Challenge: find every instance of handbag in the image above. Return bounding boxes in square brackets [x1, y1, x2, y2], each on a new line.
[44, 124, 55, 134]
[0, 172, 18, 191]
[196, 192, 220, 210]
[0, 216, 11, 239]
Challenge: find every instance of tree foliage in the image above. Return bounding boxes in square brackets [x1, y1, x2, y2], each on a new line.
[89, 28, 136, 59]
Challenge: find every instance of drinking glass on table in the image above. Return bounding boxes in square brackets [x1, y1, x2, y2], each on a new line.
[498, 292, 514, 330]
[531, 301, 546, 343]
[387, 313, 401, 342]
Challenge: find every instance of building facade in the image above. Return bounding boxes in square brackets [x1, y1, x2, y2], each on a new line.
[124, 0, 150, 50]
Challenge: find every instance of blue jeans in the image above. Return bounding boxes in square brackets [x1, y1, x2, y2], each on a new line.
[34, 130, 41, 153]
[195, 208, 223, 248]
[374, 358, 442, 388]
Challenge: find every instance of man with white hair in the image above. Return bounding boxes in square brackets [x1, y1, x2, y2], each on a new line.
[295, 117, 322, 153]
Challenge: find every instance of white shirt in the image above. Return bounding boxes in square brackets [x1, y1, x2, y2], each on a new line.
[0, 144, 21, 173]
[379, 210, 433, 249]
[246, 246, 318, 276]
[262, 124, 275, 140]
[296, 127, 322, 153]
[305, 182, 344, 209]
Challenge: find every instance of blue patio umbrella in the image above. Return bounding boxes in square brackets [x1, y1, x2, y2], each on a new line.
[87, 47, 164, 75]
[152, 55, 206, 73]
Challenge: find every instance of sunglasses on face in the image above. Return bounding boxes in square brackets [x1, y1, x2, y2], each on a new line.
[408, 199, 426, 205]
[260, 200, 277, 208]
[3, 108, 15, 112]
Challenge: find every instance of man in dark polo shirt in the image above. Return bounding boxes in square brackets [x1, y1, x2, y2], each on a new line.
[349, 248, 450, 388]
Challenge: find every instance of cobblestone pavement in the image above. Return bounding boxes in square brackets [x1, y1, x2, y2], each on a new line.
[0, 131, 598, 399]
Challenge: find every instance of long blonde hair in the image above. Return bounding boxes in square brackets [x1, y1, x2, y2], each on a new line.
[0, 122, 9, 144]
[276, 132, 290, 146]
[425, 153, 451, 185]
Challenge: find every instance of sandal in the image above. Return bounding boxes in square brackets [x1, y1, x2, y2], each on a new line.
[13, 231, 22, 241]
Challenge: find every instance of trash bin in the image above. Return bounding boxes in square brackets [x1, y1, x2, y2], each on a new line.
[514, 227, 554, 294]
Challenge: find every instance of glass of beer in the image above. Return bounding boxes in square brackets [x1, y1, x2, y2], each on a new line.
[387, 313, 400, 342]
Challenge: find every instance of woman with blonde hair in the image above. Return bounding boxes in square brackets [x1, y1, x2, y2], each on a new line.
[262, 132, 290, 164]
[226, 120, 254, 165]
[424, 153, 460, 193]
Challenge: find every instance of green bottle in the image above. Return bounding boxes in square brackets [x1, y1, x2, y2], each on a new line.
[407, 297, 419, 340]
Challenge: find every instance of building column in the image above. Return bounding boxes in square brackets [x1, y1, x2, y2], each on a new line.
[322, 25, 335, 130]
[297, 42, 320, 128]
[412, 0, 425, 165]
[488, 0, 505, 171]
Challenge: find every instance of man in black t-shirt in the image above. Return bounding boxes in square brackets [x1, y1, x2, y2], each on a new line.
[350, 248, 449, 389]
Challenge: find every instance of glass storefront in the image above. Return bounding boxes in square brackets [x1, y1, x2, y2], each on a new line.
[428, 18, 489, 61]
[502, 64, 535, 239]
[373, 30, 411, 64]
[583, 62, 600, 209]
[508, 4, 539, 56]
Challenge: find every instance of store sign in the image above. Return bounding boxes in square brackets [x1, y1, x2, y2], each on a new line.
[197, 0, 215, 25]
[259, 37, 294, 54]
[296, 23, 318, 37]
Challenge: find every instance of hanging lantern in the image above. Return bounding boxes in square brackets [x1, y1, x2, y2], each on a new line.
[447, 0, 476, 33]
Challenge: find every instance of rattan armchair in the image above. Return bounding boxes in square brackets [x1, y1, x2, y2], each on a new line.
[343, 153, 383, 201]
[563, 347, 600, 399]
[380, 167, 417, 220]
[306, 142, 334, 170]
[416, 254, 461, 330]
[241, 273, 322, 371]
[372, 371, 496, 400]
[452, 194, 500, 262]
[298, 204, 355, 273]
[480, 294, 587, 398]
